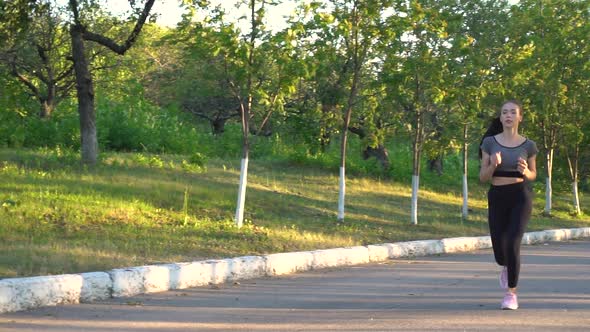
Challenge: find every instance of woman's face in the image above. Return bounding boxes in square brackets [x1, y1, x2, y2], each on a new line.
[500, 102, 522, 129]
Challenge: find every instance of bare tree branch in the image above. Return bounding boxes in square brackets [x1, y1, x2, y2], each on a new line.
[55, 64, 74, 82]
[81, 0, 155, 55]
[11, 66, 41, 99]
[33, 43, 51, 84]
[68, 0, 81, 25]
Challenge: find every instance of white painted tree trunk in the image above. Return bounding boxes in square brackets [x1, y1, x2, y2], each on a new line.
[235, 157, 249, 228]
[544, 150, 553, 215]
[338, 166, 345, 221]
[572, 181, 581, 215]
[461, 127, 468, 220]
[544, 177, 552, 215]
[462, 174, 468, 219]
[411, 175, 419, 225]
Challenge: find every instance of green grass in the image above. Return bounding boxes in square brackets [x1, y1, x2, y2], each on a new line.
[0, 147, 588, 278]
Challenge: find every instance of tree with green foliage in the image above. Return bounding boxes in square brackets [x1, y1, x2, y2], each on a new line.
[67, 0, 155, 165]
[558, 0, 590, 215]
[445, 0, 511, 219]
[127, 24, 183, 108]
[304, 6, 349, 152]
[185, 0, 304, 227]
[505, 0, 589, 216]
[347, 90, 394, 172]
[383, 0, 456, 225]
[0, 0, 40, 42]
[304, 0, 393, 221]
[0, 1, 75, 118]
[154, 19, 240, 134]
[561, 96, 589, 216]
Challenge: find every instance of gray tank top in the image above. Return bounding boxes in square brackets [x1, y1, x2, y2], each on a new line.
[480, 136, 538, 178]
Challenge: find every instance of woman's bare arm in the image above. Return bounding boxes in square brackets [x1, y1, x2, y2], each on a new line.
[480, 151, 501, 183]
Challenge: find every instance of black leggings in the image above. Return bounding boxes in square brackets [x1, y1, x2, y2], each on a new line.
[487, 182, 532, 288]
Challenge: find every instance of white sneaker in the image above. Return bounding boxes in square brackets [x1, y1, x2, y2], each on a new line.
[501, 292, 518, 310]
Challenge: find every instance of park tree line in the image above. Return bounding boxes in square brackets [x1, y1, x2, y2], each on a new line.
[1, 0, 589, 225]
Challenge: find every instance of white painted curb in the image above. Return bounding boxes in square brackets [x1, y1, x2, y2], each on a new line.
[265, 251, 313, 275]
[228, 256, 266, 282]
[441, 236, 492, 253]
[109, 265, 172, 298]
[80, 272, 111, 302]
[1, 227, 589, 313]
[0, 275, 83, 313]
[164, 261, 212, 290]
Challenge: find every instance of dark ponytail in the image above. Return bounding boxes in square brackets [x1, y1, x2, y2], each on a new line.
[479, 117, 503, 159]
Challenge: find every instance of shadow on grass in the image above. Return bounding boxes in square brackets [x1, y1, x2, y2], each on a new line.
[1, 149, 588, 277]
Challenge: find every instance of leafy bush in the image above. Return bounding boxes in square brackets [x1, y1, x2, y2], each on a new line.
[188, 152, 207, 168]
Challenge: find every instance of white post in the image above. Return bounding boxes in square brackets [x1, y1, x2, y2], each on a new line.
[573, 181, 581, 215]
[544, 177, 552, 215]
[235, 157, 249, 228]
[338, 166, 345, 221]
[411, 175, 419, 225]
[462, 174, 468, 219]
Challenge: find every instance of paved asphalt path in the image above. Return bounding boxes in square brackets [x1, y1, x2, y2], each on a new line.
[1, 240, 589, 331]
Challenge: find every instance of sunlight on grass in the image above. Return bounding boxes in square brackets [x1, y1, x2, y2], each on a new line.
[0, 148, 588, 278]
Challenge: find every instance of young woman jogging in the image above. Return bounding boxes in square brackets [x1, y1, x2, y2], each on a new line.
[479, 100, 538, 310]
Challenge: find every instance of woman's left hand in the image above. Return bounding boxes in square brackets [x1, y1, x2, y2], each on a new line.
[517, 157, 528, 175]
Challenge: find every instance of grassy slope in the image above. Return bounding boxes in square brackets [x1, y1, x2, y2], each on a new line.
[0, 148, 588, 278]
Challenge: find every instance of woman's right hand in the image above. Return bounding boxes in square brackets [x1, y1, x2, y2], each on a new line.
[490, 152, 502, 168]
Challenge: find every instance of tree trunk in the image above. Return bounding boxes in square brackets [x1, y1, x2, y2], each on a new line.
[350, 126, 391, 171]
[337, 63, 360, 221]
[462, 124, 468, 220]
[235, 155, 249, 228]
[320, 104, 335, 152]
[234, 0, 256, 228]
[572, 180, 581, 215]
[70, 24, 97, 165]
[337, 38, 360, 222]
[411, 174, 419, 225]
[235, 100, 250, 228]
[544, 149, 553, 215]
[39, 99, 55, 118]
[40, 74, 57, 118]
[338, 104, 353, 222]
[411, 111, 423, 225]
[363, 145, 390, 170]
[39, 81, 57, 118]
[428, 155, 443, 175]
[566, 146, 581, 215]
[428, 110, 443, 175]
[211, 118, 226, 135]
